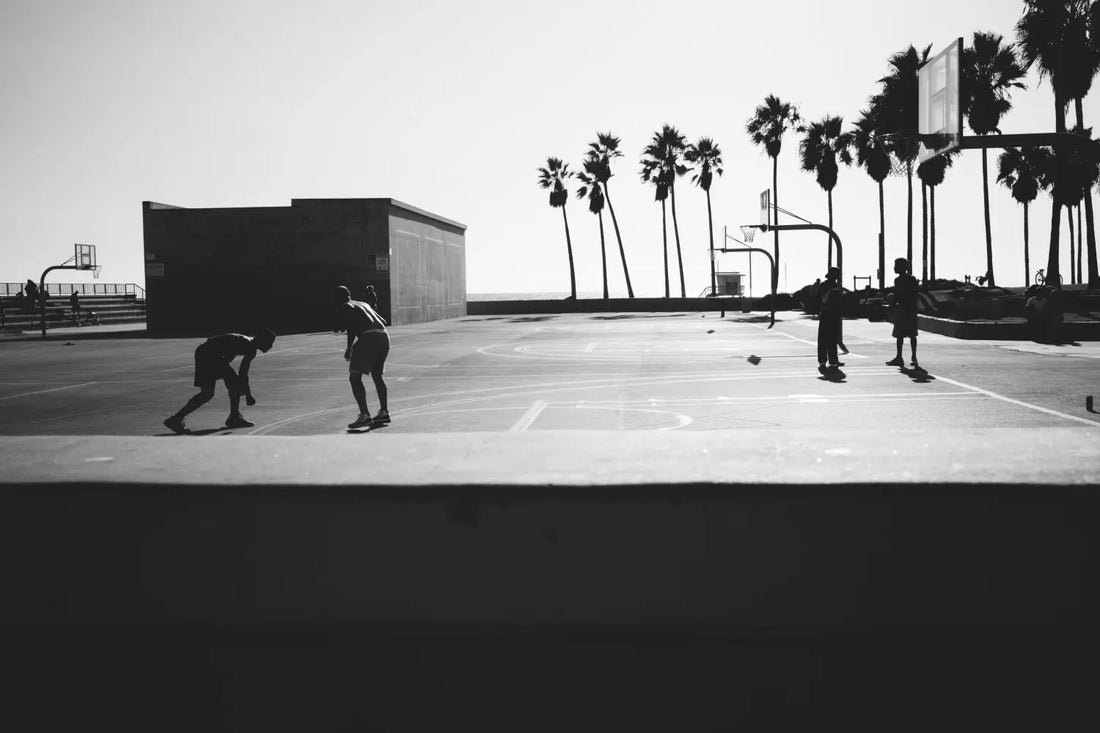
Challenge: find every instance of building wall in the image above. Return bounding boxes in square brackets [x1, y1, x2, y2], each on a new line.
[142, 199, 465, 334]
[388, 203, 467, 325]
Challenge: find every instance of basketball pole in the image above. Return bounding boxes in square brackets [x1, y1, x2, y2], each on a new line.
[39, 264, 90, 339]
[716, 245, 776, 328]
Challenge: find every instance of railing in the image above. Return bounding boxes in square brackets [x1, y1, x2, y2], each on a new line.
[1, 282, 145, 300]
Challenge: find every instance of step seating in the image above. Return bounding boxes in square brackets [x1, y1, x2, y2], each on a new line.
[0, 294, 146, 332]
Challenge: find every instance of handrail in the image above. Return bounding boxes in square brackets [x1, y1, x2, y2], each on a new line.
[1, 282, 144, 299]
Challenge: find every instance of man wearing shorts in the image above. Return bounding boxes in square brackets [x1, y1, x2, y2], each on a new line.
[163, 329, 275, 434]
[886, 257, 920, 369]
[333, 285, 390, 429]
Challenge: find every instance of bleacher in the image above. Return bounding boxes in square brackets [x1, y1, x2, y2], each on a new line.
[1, 282, 146, 333]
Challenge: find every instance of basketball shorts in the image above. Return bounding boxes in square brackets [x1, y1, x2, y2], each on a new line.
[350, 331, 390, 375]
[194, 344, 238, 389]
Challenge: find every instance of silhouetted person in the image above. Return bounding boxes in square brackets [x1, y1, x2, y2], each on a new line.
[163, 329, 276, 434]
[24, 280, 38, 312]
[364, 284, 379, 309]
[817, 267, 843, 371]
[69, 292, 81, 324]
[807, 278, 821, 316]
[334, 285, 390, 429]
[886, 257, 919, 369]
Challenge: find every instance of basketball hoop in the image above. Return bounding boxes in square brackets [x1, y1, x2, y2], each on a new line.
[876, 133, 920, 177]
[91, 266, 101, 280]
[739, 225, 757, 243]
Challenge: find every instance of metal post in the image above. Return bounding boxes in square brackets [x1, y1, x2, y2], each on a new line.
[716, 246, 777, 328]
[39, 265, 83, 338]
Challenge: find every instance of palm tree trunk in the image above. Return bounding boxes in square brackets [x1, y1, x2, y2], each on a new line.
[661, 200, 669, 298]
[1023, 203, 1030, 287]
[878, 180, 886, 289]
[1077, 98, 1099, 288]
[982, 149, 995, 287]
[706, 189, 715, 295]
[603, 184, 633, 298]
[1068, 206, 1076, 285]
[906, 161, 914, 266]
[921, 182, 929, 285]
[1048, 98, 1065, 283]
[562, 206, 576, 299]
[1077, 204, 1083, 284]
[670, 183, 686, 298]
[930, 185, 937, 282]
[598, 210, 608, 299]
[826, 189, 834, 269]
[772, 156, 780, 294]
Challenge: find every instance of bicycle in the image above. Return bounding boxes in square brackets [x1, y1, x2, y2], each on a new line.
[1034, 269, 1063, 287]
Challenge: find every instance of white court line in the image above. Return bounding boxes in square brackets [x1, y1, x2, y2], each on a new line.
[584, 342, 598, 353]
[0, 382, 96, 401]
[510, 400, 548, 432]
[935, 374, 1100, 427]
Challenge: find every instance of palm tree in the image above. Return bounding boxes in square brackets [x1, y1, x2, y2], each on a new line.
[536, 158, 577, 299]
[877, 45, 932, 267]
[1017, 0, 1100, 287]
[576, 160, 609, 299]
[684, 137, 724, 296]
[746, 95, 801, 292]
[852, 104, 893, 288]
[916, 152, 955, 283]
[799, 116, 853, 269]
[586, 132, 634, 297]
[640, 142, 673, 297]
[659, 126, 690, 297]
[997, 146, 1055, 285]
[963, 31, 1027, 287]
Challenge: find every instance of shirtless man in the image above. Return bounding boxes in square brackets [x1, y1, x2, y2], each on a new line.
[164, 329, 276, 434]
[333, 285, 390, 429]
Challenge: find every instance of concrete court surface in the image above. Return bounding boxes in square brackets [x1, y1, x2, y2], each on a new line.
[1, 310, 1098, 484]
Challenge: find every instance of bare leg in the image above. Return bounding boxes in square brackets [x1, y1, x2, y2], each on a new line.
[176, 388, 214, 419]
[910, 337, 918, 364]
[350, 373, 369, 414]
[895, 338, 904, 360]
[371, 369, 388, 413]
[227, 381, 242, 418]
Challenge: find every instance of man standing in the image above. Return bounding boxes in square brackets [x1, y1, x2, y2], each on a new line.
[886, 257, 920, 369]
[163, 329, 275, 434]
[333, 285, 391, 429]
[817, 266, 844, 372]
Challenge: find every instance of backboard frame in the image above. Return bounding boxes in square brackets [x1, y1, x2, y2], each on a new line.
[759, 189, 770, 231]
[917, 37, 963, 165]
[75, 243, 97, 270]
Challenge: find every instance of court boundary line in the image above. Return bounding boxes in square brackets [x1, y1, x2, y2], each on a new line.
[0, 382, 97, 401]
[935, 375, 1099, 427]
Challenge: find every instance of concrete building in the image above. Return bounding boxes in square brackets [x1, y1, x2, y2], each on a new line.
[142, 198, 466, 334]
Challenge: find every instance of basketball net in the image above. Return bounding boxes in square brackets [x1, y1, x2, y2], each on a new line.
[876, 133, 919, 177]
[91, 266, 101, 280]
[739, 225, 757, 243]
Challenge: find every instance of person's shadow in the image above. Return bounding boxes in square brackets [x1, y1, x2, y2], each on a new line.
[900, 366, 936, 384]
[817, 366, 847, 383]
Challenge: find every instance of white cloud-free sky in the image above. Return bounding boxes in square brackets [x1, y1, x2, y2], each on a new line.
[1, 0, 1095, 296]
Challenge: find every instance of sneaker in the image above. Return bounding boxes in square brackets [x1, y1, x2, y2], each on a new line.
[911, 360, 922, 370]
[348, 413, 372, 429]
[164, 416, 189, 434]
[371, 410, 391, 426]
[225, 415, 254, 429]
[829, 362, 845, 368]
[885, 357, 905, 367]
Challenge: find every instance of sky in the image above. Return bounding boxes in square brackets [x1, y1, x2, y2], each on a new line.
[1, 0, 1097, 297]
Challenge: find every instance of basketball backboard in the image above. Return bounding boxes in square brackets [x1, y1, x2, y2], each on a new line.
[759, 189, 770, 231]
[75, 243, 97, 270]
[917, 37, 963, 164]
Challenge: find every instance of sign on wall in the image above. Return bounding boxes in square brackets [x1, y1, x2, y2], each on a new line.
[376, 256, 389, 271]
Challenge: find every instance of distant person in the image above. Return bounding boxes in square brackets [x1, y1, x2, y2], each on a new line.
[817, 267, 844, 371]
[333, 285, 390, 430]
[163, 329, 276, 434]
[14, 289, 25, 313]
[24, 280, 38, 311]
[886, 257, 920, 369]
[807, 278, 821, 316]
[69, 291, 81, 324]
[363, 284, 379, 309]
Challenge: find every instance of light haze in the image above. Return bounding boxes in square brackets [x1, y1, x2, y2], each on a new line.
[1, 0, 1095, 296]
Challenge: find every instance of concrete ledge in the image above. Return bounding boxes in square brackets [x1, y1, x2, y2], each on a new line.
[4, 430, 1099, 728]
[919, 313, 1100, 340]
